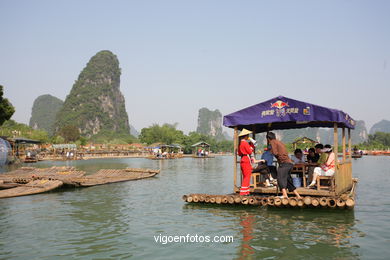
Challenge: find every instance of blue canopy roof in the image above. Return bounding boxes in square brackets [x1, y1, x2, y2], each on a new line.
[223, 96, 355, 133]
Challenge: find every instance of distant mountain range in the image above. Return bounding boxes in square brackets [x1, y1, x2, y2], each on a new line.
[29, 94, 63, 135]
[369, 120, 390, 134]
[26, 50, 388, 142]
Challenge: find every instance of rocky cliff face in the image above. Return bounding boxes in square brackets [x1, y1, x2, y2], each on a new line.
[351, 120, 368, 143]
[196, 108, 224, 139]
[370, 120, 390, 134]
[54, 50, 130, 137]
[29, 94, 63, 135]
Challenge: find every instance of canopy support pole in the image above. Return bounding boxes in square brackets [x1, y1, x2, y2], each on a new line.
[252, 126, 256, 155]
[348, 128, 352, 161]
[342, 127, 346, 163]
[233, 127, 238, 190]
[333, 123, 338, 167]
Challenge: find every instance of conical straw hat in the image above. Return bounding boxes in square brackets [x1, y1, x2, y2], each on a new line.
[238, 128, 252, 137]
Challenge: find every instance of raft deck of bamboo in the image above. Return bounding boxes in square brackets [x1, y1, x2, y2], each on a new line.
[0, 166, 160, 199]
[183, 179, 357, 209]
[182, 192, 356, 209]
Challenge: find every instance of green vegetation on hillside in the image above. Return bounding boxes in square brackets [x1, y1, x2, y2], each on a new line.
[29, 94, 63, 135]
[0, 120, 49, 142]
[140, 123, 233, 153]
[54, 50, 130, 137]
[358, 132, 390, 149]
[0, 85, 15, 126]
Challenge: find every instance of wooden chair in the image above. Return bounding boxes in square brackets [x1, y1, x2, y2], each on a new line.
[317, 176, 335, 191]
[250, 172, 261, 189]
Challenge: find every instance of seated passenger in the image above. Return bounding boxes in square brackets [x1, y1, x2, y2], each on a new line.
[261, 146, 277, 180]
[252, 158, 274, 187]
[306, 148, 319, 163]
[291, 148, 305, 164]
[316, 143, 328, 165]
[308, 144, 335, 187]
[306, 147, 320, 183]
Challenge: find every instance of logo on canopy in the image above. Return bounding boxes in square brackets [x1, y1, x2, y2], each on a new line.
[270, 100, 289, 109]
[261, 100, 299, 118]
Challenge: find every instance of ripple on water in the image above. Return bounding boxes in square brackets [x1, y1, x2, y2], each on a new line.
[1, 156, 389, 259]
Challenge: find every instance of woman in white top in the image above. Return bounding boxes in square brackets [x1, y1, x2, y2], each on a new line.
[291, 148, 306, 164]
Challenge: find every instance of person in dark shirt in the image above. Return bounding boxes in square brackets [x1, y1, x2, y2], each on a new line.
[307, 148, 319, 163]
[267, 132, 302, 200]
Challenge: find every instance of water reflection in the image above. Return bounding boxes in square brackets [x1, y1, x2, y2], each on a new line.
[183, 204, 362, 259]
[238, 212, 256, 259]
[2, 156, 384, 259]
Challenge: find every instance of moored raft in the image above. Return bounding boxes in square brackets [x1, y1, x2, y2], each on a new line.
[0, 179, 63, 199]
[0, 166, 160, 198]
[70, 168, 160, 187]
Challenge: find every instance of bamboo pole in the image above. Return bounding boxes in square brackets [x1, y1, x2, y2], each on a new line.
[228, 196, 235, 204]
[249, 197, 256, 205]
[304, 196, 312, 206]
[288, 198, 298, 207]
[311, 197, 319, 207]
[348, 128, 352, 161]
[205, 196, 210, 203]
[216, 196, 222, 204]
[233, 127, 238, 190]
[210, 197, 216, 203]
[274, 197, 282, 206]
[267, 197, 275, 206]
[342, 128, 346, 163]
[252, 126, 256, 155]
[241, 196, 249, 205]
[221, 196, 228, 204]
[297, 199, 304, 207]
[327, 198, 337, 208]
[261, 197, 268, 206]
[193, 195, 199, 203]
[336, 198, 346, 208]
[346, 198, 355, 208]
[334, 123, 339, 167]
[187, 196, 193, 203]
[319, 197, 328, 207]
[282, 197, 289, 206]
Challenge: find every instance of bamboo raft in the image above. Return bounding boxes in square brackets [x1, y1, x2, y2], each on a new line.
[69, 168, 160, 187]
[0, 179, 63, 199]
[182, 193, 355, 209]
[0, 166, 160, 199]
[183, 177, 357, 209]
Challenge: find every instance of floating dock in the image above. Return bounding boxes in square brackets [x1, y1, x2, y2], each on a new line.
[0, 166, 160, 199]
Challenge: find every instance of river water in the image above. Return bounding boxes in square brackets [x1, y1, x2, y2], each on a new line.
[0, 156, 389, 259]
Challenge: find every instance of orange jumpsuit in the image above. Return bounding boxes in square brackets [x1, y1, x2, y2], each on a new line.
[238, 139, 254, 195]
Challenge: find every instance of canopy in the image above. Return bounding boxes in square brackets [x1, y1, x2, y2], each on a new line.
[191, 141, 210, 147]
[223, 96, 355, 133]
[13, 138, 42, 144]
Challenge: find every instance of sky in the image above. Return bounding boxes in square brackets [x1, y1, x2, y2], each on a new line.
[1, 0, 389, 134]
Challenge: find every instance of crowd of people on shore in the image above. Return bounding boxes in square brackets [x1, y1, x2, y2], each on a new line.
[238, 129, 335, 199]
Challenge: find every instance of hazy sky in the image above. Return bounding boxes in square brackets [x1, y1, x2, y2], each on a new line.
[1, 0, 389, 133]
